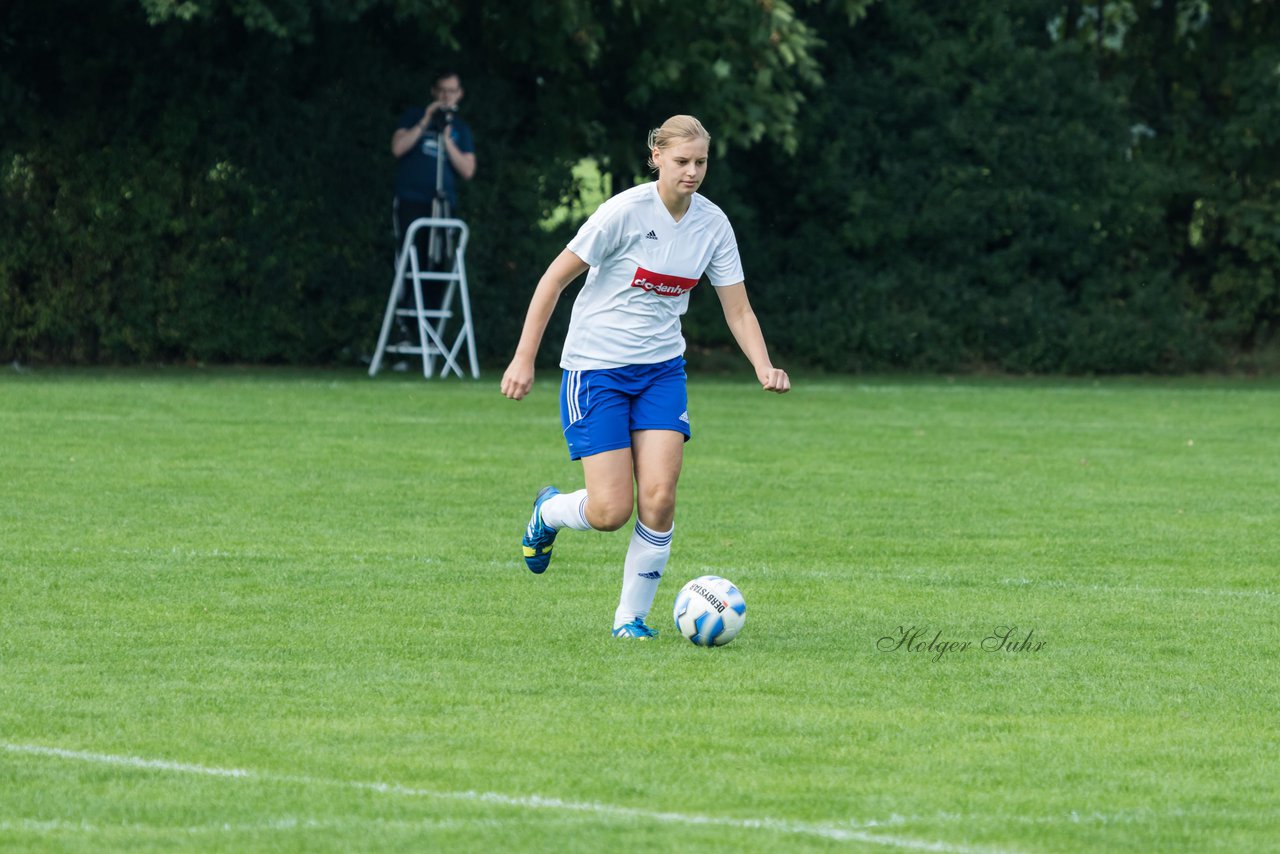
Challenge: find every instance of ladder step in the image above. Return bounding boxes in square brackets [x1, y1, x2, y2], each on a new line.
[395, 309, 453, 318]
[385, 344, 447, 355]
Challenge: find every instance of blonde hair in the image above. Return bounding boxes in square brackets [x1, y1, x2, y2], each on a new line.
[647, 115, 711, 171]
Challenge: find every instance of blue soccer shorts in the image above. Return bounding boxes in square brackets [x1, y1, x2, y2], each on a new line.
[559, 356, 691, 460]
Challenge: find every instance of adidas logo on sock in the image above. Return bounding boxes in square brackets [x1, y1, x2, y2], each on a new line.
[644, 230, 658, 240]
[638, 570, 663, 579]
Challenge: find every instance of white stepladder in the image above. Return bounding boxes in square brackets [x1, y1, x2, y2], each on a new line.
[369, 217, 479, 379]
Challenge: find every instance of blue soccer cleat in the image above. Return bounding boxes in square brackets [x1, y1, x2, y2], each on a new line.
[521, 486, 560, 574]
[611, 618, 659, 640]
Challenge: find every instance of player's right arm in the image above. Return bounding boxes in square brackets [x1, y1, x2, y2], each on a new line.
[501, 249, 590, 400]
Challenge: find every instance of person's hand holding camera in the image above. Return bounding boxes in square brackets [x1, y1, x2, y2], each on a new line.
[416, 103, 437, 135]
[418, 101, 457, 135]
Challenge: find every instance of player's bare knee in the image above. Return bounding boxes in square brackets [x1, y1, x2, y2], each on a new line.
[587, 497, 632, 531]
[592, 511, 630, 532]
[637, 484, 676, 527]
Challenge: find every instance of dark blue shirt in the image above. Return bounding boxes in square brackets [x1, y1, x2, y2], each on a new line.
[394, 107, 475, 211]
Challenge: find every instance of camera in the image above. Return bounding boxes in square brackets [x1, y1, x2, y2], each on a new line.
[433, 105, 458, 128]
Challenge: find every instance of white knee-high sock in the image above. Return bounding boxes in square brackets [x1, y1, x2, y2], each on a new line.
[614, 521, 673, 629]
[539, 489, 592, 531]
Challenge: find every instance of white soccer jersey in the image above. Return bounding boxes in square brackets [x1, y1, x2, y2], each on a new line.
[561, 182, 744, 370]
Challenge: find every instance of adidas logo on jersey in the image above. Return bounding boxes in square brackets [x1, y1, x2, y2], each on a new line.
[644, 230, 658, 240]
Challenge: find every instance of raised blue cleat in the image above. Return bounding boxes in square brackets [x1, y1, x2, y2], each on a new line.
[521, 485, 560, 574]
[611, 618, 659, 640]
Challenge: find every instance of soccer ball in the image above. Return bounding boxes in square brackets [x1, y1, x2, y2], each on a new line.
[673, 575, 747, 647]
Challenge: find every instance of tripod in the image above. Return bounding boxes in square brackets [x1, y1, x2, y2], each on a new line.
[426, 113, 457, 269]
[392, 115, 457, 320]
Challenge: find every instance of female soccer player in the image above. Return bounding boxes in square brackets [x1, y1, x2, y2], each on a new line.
[500, 115, 789, 639]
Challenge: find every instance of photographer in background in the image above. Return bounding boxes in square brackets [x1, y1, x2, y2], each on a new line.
[391, 70, 476, 224]
[390, 71, 477, 318]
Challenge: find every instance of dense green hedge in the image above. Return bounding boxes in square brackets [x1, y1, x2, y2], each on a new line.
[2, 1, 1277, 373]
[693, 1, 1214, 373]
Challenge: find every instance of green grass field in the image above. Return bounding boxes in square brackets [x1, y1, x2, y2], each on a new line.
[2, 368, 1277, 853]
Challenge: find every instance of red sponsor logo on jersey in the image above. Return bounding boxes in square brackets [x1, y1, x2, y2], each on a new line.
[630, 267, 699, 297]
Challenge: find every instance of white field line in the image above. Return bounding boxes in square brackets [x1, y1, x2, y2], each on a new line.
[999, 578, 1276, 600]
[0, 817, 510, 835]
[2, 742, 1013, 853]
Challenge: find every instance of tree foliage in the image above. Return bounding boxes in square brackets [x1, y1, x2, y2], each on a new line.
[698, 0, 1207, 372]
[1081, 0, 1280, 358]
[1, 0, 1276, 371]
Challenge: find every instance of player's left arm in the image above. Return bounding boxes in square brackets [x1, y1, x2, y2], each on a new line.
[715, 283, 790, 393]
